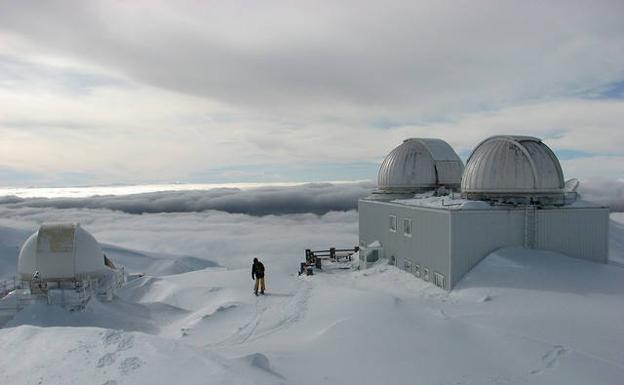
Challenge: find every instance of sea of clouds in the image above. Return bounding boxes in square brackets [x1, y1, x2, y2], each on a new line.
[0, 183, 371, 272]
[0, 179, 622, 216]
[0, 180, 622, 274]
[0, 182, 374, 216]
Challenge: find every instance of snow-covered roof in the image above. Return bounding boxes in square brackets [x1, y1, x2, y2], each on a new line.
[377, 138, 464, 193]
[392, 192, 493, 210]
[17, 223, 107, 280]
[390, 192, 601, 210]
[461, 135, 564, 197]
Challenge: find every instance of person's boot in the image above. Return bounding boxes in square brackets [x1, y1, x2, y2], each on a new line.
[254, 291, 258, 296]
[261, 290, 264, 295]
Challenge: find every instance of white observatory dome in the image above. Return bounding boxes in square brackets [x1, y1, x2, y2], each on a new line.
[461, 135, 564, 199]
[18, 223, 107, 281]
[377, 138, 464, 193]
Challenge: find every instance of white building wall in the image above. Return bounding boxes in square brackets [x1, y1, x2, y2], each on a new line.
[360, 199, 609, 290]
[449, 207, 609, 287]
[536, 208, 609, 263]
[450, 210, 526, 287]
[358, 200, 392, 255]
[359, 199, 452, 289]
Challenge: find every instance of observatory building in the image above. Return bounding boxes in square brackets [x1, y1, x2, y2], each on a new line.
[0, 224, 125, 325]
[358, 136, 609, 290]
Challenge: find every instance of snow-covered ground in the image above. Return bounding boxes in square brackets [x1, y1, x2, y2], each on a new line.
[1, 204, 624, 384]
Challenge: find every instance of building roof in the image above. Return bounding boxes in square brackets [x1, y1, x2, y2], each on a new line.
[461, 135, 565, 197]
[377, 138, 464, 193]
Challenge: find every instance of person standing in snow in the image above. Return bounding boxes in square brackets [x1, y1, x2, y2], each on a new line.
[252, 257, 266, 296]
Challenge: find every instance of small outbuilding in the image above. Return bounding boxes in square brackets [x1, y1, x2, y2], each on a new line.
[359, 136, 609, 290]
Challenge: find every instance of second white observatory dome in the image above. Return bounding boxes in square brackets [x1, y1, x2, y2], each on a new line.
[461, 135, 565, 199]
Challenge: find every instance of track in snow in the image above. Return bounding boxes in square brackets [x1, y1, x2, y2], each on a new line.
[211, 279, 312, 347]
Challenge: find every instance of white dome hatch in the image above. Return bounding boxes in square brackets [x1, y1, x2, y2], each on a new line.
[17, 223, 107, 281]
[377, 138, 464, 193]
[461, 135, 565, 200]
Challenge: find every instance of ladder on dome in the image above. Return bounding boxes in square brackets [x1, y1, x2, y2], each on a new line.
[524, 205, 537, 248]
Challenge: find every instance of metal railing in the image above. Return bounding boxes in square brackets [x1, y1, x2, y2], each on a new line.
[0, 277, 20, 298]
[299, 246, 360, 275]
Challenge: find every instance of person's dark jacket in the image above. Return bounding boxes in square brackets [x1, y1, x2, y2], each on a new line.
[252, 261, 265, 279]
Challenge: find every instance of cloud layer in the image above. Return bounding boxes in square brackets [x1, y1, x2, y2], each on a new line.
[1, 180, 622, 276]
[0, 206, 360, 272]
[0, 183, 374, 216]
[2, 180, 623, 218]
[578, 178, 624, 212]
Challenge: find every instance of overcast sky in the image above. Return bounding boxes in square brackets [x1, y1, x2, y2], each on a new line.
[1, 0, 623, 187]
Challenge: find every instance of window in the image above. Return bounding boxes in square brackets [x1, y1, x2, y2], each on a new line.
[389, 215, 397, 232]
[423, 267, 430, 281]
[403, 218, 412, 237]
[433, 272, 445, 288]
[414, 264, 421, 277]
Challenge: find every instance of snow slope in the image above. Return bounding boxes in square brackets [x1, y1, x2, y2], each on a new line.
[1, 213, 624, 384]
[0, 326, 282, 385]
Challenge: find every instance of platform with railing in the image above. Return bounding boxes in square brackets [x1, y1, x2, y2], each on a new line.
[298, 246, 359, 275]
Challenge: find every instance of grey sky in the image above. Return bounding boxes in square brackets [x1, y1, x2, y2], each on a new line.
[1, 0, 623, 186]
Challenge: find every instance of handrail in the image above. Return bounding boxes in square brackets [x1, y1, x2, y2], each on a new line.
[0, 277, 20, 298]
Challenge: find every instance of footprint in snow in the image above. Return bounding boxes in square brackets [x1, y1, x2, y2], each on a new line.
[542, 345, 568, 369]
[120, 356, 144, 375]
[96, 353, 117, 368]
[102, 330, 122, 346]
[102, 330, 134, 352]
[529, 345, 569, 375]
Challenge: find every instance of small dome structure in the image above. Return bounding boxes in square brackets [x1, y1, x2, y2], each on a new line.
[377, 138, 464, 193]
[18, 223, 107, 281]
[461, 135, 564, 200]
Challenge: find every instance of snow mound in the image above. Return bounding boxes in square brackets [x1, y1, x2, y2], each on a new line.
[241, 352, 272, 371]
[0, 326, 280, 385]
[456, 246, 624, 295]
